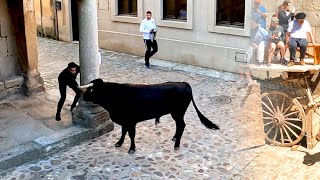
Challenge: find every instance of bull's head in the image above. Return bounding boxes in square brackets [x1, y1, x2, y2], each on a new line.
[79, 78, 105, 104]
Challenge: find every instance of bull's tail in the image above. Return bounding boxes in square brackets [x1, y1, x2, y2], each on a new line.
[187, 83, 219, 130]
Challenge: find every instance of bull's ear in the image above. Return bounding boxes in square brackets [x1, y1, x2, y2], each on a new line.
[91, 78, 104, 85]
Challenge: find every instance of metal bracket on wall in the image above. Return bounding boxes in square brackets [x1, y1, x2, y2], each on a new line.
[55, 1, 62, 10]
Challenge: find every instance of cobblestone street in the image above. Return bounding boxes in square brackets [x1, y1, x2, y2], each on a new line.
[1, 38, 320, 179]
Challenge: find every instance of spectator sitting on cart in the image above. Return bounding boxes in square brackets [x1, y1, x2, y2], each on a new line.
[266, 17, 286, 66]
[286, 12, 316, 67]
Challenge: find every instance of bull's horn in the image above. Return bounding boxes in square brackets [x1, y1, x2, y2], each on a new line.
[78, 83, 93, 89]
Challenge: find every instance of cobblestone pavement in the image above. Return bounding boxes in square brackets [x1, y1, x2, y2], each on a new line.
[1, 38, 320, 179]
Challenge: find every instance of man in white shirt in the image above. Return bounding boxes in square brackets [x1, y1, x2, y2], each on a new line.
[286, 12, 316, 66]
[140, 11, 158, 68]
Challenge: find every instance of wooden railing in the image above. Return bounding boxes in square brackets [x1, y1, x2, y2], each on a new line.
[287, 43, 320, 65]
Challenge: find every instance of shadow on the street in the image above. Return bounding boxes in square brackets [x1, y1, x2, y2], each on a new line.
[303, 151, 320, 166]
[240, 84, 252, 108]
[238, 144, 265, 152]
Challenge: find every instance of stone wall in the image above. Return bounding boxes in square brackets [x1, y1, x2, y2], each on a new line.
[0, 0, 24, 100]
[262, 0, 320, 42]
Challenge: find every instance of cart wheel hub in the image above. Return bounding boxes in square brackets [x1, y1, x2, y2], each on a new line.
[273, 113, 285, 126]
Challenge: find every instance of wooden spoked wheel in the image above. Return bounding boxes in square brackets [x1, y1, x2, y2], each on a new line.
[261, 90, 306, 147]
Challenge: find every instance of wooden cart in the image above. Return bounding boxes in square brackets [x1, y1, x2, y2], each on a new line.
[250, 63, 320, 149]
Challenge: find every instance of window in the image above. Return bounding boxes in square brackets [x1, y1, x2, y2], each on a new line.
[156, 0, 193, 29]
[216, 0, 245, 28]
[118, 0, 137, 16]
[207, 0, 250, 36]
[110, 0, 143, 24]
[163, 0, 187, 21]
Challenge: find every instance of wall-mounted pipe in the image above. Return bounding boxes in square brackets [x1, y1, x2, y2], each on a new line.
[40, 0, 43, 36]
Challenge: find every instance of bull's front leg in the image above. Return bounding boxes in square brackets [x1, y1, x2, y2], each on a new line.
[128, 125, 136, 154]
[115, 126, 127, 147]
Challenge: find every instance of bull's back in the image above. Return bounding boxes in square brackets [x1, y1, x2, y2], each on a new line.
[104, 82, 192, 122]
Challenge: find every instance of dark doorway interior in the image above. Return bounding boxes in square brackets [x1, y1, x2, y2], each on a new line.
[71, 0, 79, 41]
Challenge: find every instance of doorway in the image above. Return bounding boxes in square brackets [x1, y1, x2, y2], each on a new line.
[71, 0, 79, 41]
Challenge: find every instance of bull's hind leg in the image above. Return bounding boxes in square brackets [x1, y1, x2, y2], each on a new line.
[115, 126, 127, 147]
[128, 126, 136, 154]
[171, 113, 186, 150]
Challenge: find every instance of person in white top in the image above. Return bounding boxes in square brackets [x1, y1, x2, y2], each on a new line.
[286, 12, 316, 66]
[140, 11, 158, 68]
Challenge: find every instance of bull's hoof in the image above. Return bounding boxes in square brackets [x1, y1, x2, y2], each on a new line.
[174, 146, 180, 151]
[115, 143, 122, 147]
[55, 113, 61, 121]
[128, 149, 135, 154]
[172, 137, 176, 142]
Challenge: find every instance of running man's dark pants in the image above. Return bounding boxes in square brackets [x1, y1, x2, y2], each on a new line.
[56, 81, 81, 114]
[144, 39, 158, 66]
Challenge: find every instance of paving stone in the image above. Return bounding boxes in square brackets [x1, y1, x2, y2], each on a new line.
[0, 81, 4, 90]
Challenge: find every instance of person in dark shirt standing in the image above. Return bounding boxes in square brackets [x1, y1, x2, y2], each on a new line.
[278, 1, 295, 34]
[56, 62, 81, 121]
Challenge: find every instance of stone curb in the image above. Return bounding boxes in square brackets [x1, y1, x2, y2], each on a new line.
[0, 125, 92, 171]
[137, 58, 241, 82]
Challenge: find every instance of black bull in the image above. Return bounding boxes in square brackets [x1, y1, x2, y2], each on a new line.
[82, 79, 219, 154]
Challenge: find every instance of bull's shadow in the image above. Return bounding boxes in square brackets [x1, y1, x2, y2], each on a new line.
[302, 151, 320, 166]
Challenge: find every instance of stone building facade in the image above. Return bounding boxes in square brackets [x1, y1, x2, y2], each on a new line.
[0, 0, 43, 100]
[35, 0, 320, 73]
[36, 0, 253, 73]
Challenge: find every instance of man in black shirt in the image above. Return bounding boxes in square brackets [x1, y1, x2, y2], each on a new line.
[56, 62, 81, 121]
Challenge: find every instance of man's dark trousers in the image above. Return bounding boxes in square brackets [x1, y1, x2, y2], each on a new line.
[56, 78, 81, 118]
[289, 38, 308, 60]
[144, 39, 158, 67]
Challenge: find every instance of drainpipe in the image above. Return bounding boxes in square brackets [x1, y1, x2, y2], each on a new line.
[40, 0, 43, 36]
[54, 0, 59, 40]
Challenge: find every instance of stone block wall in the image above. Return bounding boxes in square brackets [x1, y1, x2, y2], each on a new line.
[0, 0, 24, 100]
[0, 76, 24, 100]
